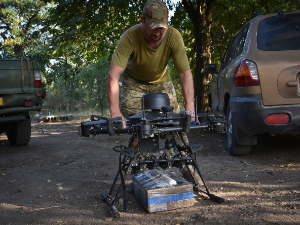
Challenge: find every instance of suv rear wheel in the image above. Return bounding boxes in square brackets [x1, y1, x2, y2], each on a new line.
[7, 118, 31, 146]
[226, 106, 251, 156]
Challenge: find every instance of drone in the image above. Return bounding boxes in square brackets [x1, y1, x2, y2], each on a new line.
[80, 93, 226, 217]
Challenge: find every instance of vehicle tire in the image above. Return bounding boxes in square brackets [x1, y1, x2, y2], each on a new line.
[226, 105, 251, 156]
[7, 118, 31, 146]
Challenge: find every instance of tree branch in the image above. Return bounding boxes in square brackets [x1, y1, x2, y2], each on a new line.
[214, 2, 241, 24]
[182, 0, 197, 26]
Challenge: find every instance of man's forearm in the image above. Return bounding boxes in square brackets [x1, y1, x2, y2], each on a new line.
[107, 76, 121, 117]
[107, 64, 125, 118]
[179, 70, 195, 112]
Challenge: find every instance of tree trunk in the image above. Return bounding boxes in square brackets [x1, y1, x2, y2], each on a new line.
[14, 45, 24, 57]
[182, 0, 215, 113]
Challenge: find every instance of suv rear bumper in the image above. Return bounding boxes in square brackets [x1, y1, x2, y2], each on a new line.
[230, 95, 300, 135]
[0, 106, 41, 115]
[0, 116, 26, 123]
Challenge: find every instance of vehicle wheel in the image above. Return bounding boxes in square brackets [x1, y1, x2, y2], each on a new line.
[226, 105, 251, 156]
[7, 119, 31, 146]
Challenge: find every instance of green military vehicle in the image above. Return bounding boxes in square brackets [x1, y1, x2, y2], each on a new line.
[0, 58, 45, 146]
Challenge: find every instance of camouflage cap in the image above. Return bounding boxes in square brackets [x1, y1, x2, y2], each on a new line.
[142, 0, 168, 29]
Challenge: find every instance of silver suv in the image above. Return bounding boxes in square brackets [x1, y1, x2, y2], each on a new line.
[205, 11, 300, 156]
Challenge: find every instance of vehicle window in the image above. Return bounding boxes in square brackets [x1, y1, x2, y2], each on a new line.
[220, 37, 237, 70]
[220, 24, 249, 70]
[257, 12, 300, 51]
[232, 24, 249, 58]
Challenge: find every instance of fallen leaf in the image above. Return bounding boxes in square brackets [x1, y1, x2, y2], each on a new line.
[57, 187, 63, 190]
[56, 221, 63, 224]
[102, 181, 108, 184]
[56, 183, 62, 187]
[10, 180, 17, 183]
[103, 173, 109, 177]
[1, 173, 6, 176]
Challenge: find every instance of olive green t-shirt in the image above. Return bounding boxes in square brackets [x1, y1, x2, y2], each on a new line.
[111, 24, 190, 84]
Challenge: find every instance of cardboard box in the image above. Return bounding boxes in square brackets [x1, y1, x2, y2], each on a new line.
[132, 169, 194, 213]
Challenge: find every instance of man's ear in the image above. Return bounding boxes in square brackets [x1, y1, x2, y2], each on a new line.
[140, 15, 145, 24]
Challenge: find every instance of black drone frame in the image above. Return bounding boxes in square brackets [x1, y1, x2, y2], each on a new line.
[79, 94, 226, 217]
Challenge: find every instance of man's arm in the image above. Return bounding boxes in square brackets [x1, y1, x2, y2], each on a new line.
[178, 69, 196, 121]
[107, 63, 125, 121]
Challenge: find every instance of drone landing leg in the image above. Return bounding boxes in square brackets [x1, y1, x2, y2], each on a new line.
[101, 153, 134, 217]
[178, 132, 225, 204]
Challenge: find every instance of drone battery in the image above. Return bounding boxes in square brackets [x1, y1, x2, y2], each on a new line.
[132, 169, 194, 213]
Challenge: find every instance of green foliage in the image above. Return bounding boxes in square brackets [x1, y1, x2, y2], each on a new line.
[168, 2, 197, 109]
[170, 2, 196, 76]
[45, 0, 144, 63]
[43, 59, 83, 112]
[44, 0, 174, 63]
[75, 58, 110, 115]
[43, 58, 110, 114]
[0, 0, 52, 57]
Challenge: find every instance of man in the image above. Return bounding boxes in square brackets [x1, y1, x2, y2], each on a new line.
[107, 0, 195, 126]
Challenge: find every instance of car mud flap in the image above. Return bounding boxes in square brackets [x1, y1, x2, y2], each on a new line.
[235, 125, 257, 145]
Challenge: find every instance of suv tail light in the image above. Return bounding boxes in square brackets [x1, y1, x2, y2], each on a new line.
[265, 113, 290, 124]
[34, 70, 42, 88]
[234, 60, 260, 87]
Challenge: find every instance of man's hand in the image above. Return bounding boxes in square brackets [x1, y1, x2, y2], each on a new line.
[184, 111, 199, 124]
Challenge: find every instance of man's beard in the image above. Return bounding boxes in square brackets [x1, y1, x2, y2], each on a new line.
[144, 25, 162, 42]
[149, 34, 162, 41]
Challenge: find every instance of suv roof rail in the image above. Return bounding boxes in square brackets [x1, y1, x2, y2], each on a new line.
[248, 10, 264, 21]
[278, 11, 285, 19]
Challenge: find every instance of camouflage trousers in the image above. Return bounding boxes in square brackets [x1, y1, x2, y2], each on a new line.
[120, 75, 180, 118]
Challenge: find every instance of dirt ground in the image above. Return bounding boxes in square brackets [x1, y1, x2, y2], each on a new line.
[0, 119, 299, 225]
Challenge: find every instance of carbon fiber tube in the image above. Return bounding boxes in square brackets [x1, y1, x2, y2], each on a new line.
[157, 124, 208, 132]
[87, 124, 208, 135]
